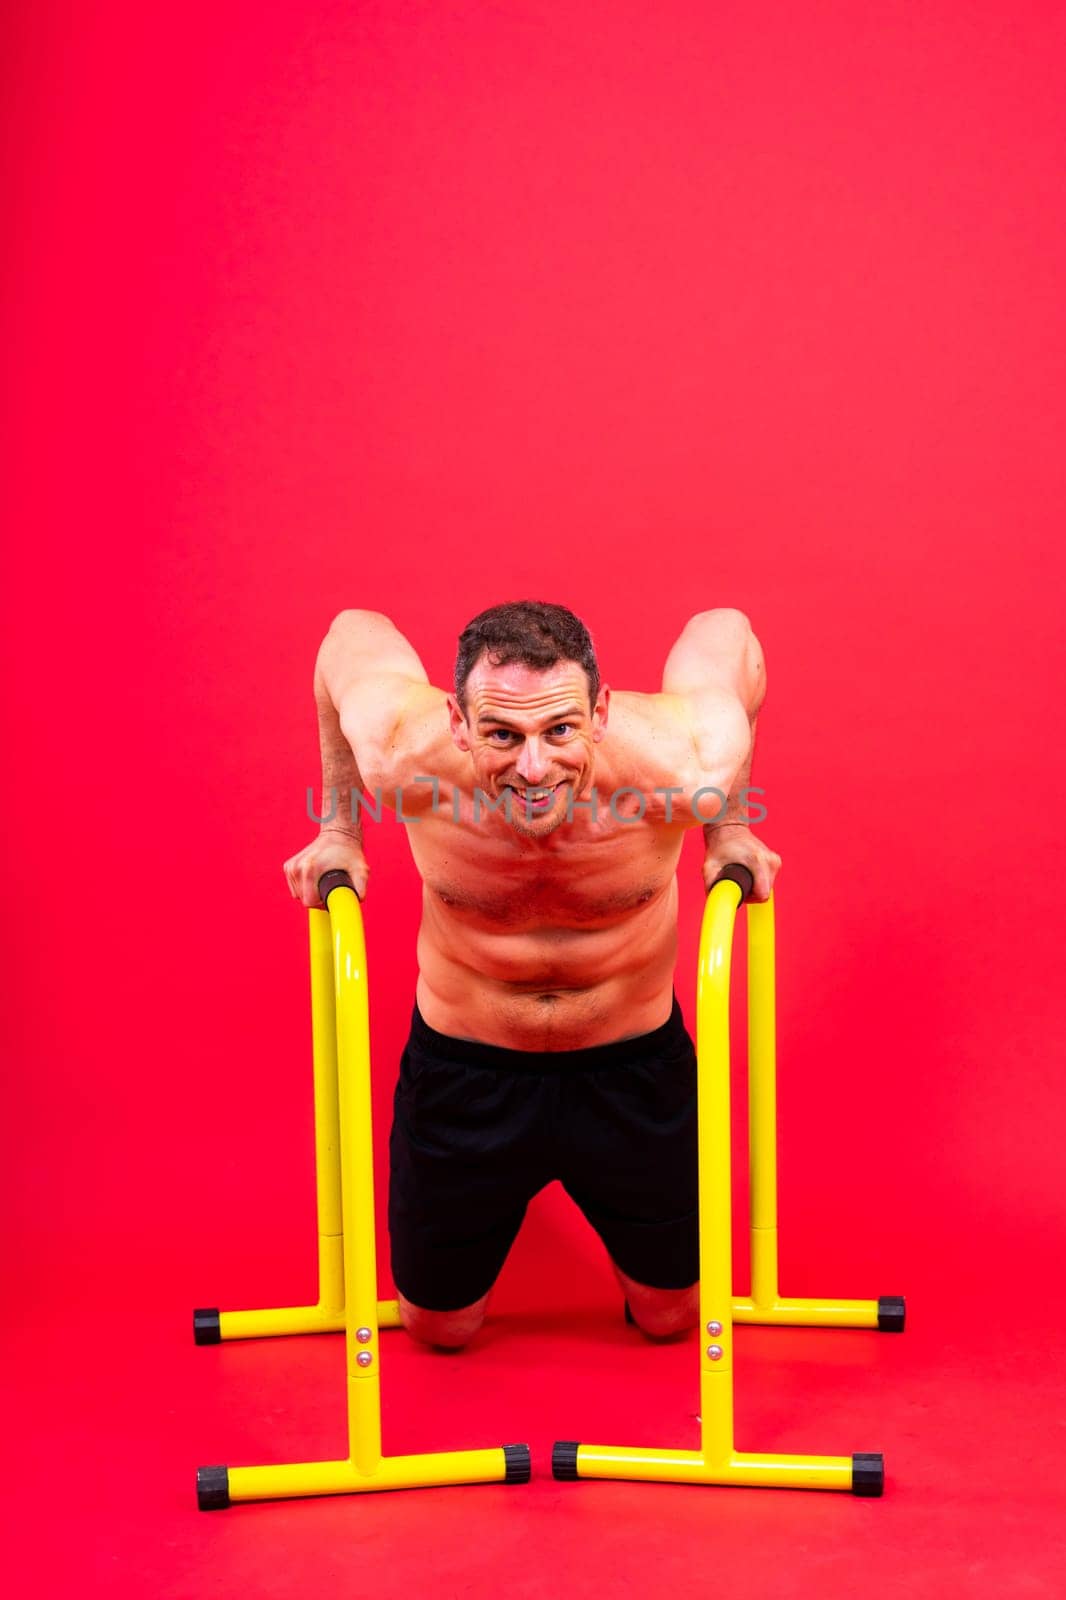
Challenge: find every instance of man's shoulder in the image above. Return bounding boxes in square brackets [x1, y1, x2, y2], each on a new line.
[600, 689, 748, 825]
[394, 683, 457, 772]
[601, 691, 698, 793]
[371, 682, 468, 801]
[338, 680, 453, 794]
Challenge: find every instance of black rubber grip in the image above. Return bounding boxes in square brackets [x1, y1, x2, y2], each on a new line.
[710, 863, 755, 901]
[552, 1441, 580, 1481]
[877, 1295, 906, 1332]
[317, 868, 358, 905]
[193, 1308, 221, 1345]
[503, 1444, 532, 1483]
[197, 1465, 231, 1510]
[851, 1453, 884, 1497]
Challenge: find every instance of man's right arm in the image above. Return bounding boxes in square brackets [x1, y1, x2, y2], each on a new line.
[283, 610, 429, 906]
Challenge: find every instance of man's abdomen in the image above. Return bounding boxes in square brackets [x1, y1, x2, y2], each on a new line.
[415, 895, 679, 1051]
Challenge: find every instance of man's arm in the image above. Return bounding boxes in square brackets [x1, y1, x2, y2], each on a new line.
[704, 712, 760, 825]
[661, 609, 780, 901]
[661, 608, 766, 718]
[315, 609, 431, 795]
[661, 610, 764, 797]
[284, 610, 430, 906]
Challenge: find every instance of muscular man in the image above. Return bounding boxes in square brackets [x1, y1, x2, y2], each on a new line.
[284, 602, 780, 1350]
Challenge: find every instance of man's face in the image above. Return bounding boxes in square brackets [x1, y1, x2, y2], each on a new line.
[448, 658, 610, 838]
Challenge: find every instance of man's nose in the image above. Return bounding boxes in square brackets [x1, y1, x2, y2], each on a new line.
[515, 739, 549, 783]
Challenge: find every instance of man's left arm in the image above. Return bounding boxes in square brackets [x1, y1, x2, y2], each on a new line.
[661, 609, 781, 902]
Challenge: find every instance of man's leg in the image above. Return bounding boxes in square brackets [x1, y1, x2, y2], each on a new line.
[389, 1006, 552, 1353]
[559, 994, 702, 1338]
[396, 1286, 493, 1351]
[610, 1258, 700, 1339]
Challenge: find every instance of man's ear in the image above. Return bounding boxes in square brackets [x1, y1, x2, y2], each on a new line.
[592, 683, 610, 741]
[447, 693, 471, 750]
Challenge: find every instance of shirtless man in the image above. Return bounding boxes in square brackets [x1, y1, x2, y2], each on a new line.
[283, 601, 780, 1350]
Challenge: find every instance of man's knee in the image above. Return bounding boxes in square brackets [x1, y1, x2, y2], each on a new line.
[611, 1262, 700, 1339]
[630, 1287, 700, 1339]
[396, 1289, 490, 1350]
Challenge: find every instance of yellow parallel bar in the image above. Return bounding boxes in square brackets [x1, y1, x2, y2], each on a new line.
[198, 886, 532, 1508]
[227, 1448, 512, 1503]
[566, 881, 874, 1493]
[571, 1445, 854, 1491]
[216, 1299, 403, 1340]
[207, 903, 404, 1349]
[696, 878, 744, 1464]
[742, 893, 885, 1329]
[732, 1297, 881, 1328]
[219, 1306, 345, 1338]
[747, 899, 778, 1234]
[309, 910, 345, 1311]
[747, 897, 780, 1307]
[318, 1233, 344, 1316]
[327, 887, 383, 1477]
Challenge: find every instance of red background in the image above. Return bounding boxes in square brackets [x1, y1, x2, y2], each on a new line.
[3, 2, 1065, 1594]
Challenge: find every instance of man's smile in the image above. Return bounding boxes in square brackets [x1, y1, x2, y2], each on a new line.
[501, 781, 566, 812]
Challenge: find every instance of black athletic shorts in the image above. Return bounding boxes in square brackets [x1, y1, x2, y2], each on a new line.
[387, 993, 699, 1312]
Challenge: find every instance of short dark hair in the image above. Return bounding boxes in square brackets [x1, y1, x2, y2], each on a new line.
[454, 600, 600, 716]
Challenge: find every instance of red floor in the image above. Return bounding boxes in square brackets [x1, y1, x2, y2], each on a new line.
[9, 1184, 1064, 1599]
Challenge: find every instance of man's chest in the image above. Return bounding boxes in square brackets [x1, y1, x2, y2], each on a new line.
[406, 807, 682, 929]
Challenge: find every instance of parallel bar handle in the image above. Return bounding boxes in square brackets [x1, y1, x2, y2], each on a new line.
[317, 869, 359, 905]
[708, 863, 755, 901]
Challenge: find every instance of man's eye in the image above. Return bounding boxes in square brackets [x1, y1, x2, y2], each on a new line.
[551, 724, 573, 736]
[488, 730, 515, 743]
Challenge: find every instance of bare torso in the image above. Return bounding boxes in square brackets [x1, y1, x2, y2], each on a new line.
[366, 686, 737, 1051]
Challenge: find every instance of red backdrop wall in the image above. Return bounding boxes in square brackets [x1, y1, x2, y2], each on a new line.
[2, 1, 1064, 1591]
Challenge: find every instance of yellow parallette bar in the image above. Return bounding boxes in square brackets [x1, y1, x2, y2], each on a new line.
[747, 897, 779, 1233]
[571, 1445, 854, 1491]
[227, 1448, 515, 1502]
[215, 1298, 403, 1341]
[219, 1306, 346, 1338]
[732, 1297, 881, 1328]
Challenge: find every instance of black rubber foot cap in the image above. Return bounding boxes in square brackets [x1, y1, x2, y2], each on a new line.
[553, 1441, 580, 1481]
[503, 1444, 531, 1483]
[877, 1296, 906, 1332]
[624, 1299, 636, 1326]
[852, 1453, 884, 1497]
[193, 1309, 221, 1345]
[197, 1466, 230, 1510]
